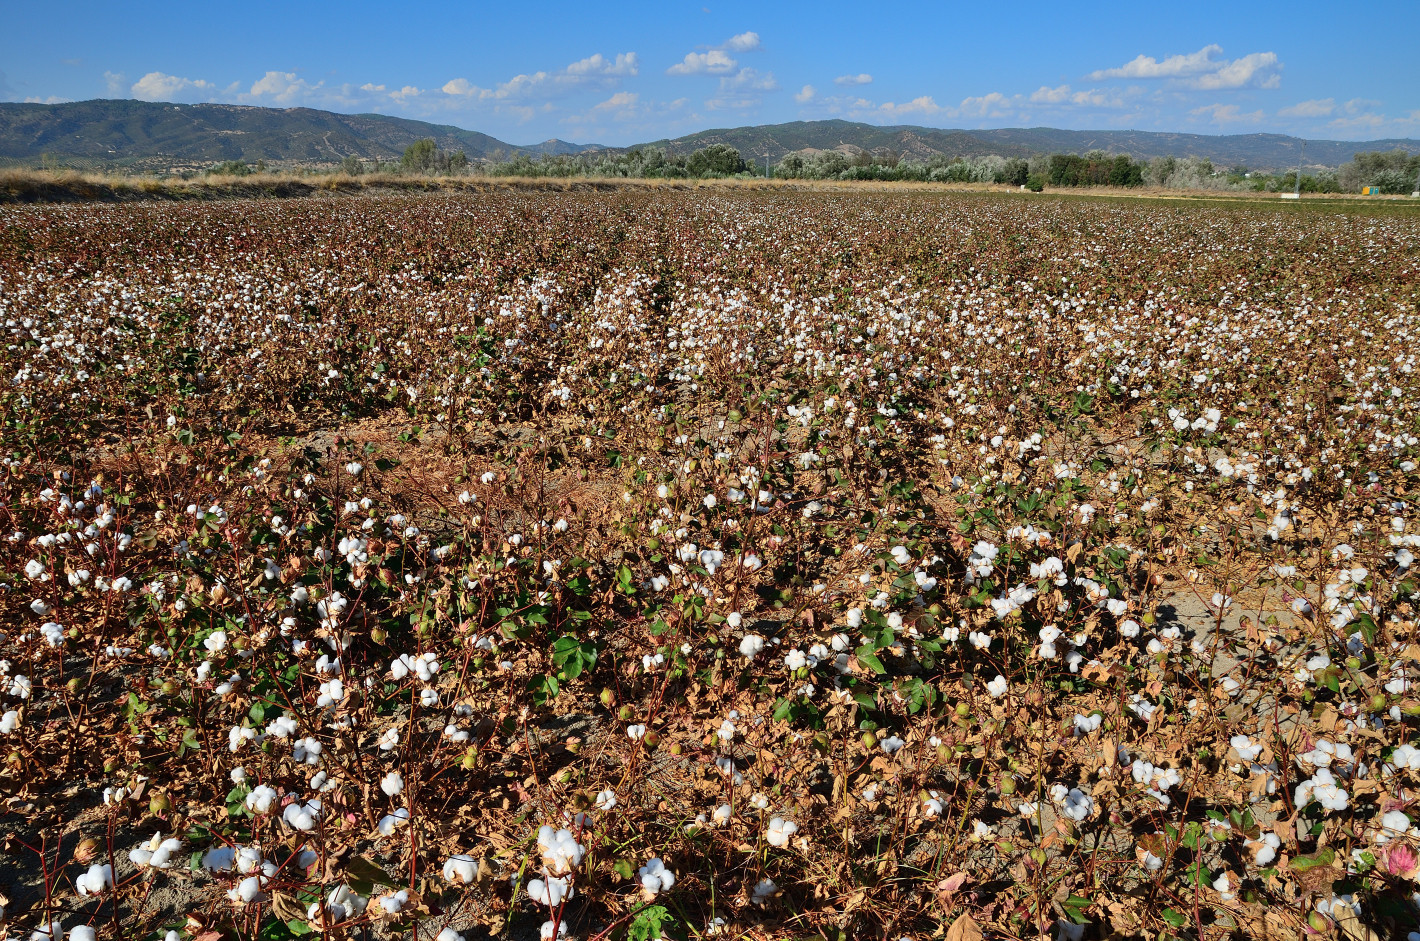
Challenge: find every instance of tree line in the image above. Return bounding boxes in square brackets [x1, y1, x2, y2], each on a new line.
[205, 138, 1420, 194]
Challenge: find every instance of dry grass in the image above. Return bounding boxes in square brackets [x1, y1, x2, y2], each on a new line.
[5, 166, 1412, 207]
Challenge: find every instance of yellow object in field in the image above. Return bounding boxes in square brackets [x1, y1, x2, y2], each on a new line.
[1361, 186, 1382, 195]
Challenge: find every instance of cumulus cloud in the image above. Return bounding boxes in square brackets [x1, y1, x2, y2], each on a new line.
[131, 71, 218, 101]
[725, 32, 761, 52]
[794, 84, 816, 104]
[103, 71, 126, 95]
[668, 31, 763, 76]
[246, 71, 324, 105]
[1089, 45, 1280, 89]
[667, 49, 738, 76]
[958, 91, 1014, 118]
[1029, 84, 1071, 104]
[834, 73, 872, 86]
[1278, 98, 1334, 118]
[1190, 103, 1264, 125]
[877, 96, 942, 118]
[441, 51, 639, 101]
[566, 52, 639, 78]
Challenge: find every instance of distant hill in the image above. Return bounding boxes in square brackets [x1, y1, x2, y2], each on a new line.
[0, 99, 597, 170]
[633, 120, 1420, 172]
[1, 100, 1415, 173]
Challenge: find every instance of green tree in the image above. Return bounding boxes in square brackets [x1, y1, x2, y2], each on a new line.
[401, 139, 438, 173]
[686, 144, 745, 177]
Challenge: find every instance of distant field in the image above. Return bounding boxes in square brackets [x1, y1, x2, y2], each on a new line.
[1, 191, 1418, 941]
[5, 167, 1420, 213]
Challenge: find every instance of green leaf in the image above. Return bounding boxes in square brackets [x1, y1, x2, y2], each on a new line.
[1160, 908, 1186, 928]
[613, 858, 634, 880]
[345, 855, 397, 896]
[855, 645, 886, 675]
[627, 904, 677, 941]
[1290, 847, 1336, 872]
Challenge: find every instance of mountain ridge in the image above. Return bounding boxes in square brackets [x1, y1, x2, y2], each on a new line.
[2, 100, 1416, 172]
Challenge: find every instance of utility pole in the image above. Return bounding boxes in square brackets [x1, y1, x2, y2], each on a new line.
[1412, 158, 1419, 197]
[1294, 139, 1305, 197]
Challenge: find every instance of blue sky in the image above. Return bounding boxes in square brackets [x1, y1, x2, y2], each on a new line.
[3, 0, 1416, 146]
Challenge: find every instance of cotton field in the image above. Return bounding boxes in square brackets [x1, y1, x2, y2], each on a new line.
[1, 190, 1418, 940]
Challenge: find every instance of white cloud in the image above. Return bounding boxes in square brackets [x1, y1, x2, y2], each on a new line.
[1089, 45, 1280, 90]
[958, 91, 1013, 118]
[103, 71, 126, 95]
[1070, 88, 1125, 108]
[1192, 52, 1279, 90]
[130, 71, 217, 101]
[725, 32, 761, 52]
[24, 95, 70, 104]
[1278, 98, 1334, 118]
[794, 84, 816, 104]
[718, 68, 777, 93]
[667, 49, 738, 76]
[246, 71, 323, 105]
[1029, 84, 1071, 104]
[588, 91, 642, 121]
[566, 52, 639, 77]
[877, 96, 941, 118]
[834, 73, 872, 86]
[1190, 103, 1264, 125]
[441, 51, 639, 101]
[1089, 44, 1222, 80]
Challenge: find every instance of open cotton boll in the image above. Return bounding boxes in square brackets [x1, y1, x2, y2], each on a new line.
[527, 875, 572, 906]
[638, 856, 676, 894]
[75, 862, 113, 895]
[437, 930, 466, 941]
[377, 889, 410, 913]
[444, 854, 479, 884]
[282, 799, 321, 831]
[377, 807, 411, 835]
[228, 874, 266, 905]
[764, 816, 798, 848]
[69, 928, 97, 941]
[739, 634, 764, 658]
[380, 770, 404, 796]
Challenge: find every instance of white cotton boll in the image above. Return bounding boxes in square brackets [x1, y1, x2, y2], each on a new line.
[626, 724, 646, 740]
[539, 921, 568, 941]
[712, 804, 732, 826]
[0, 710, 20, 734]
[881, 735, 905, 754]
[527, 875, 572, 906]
[230, 874, 265, 905]
[377, 889, 410, 913]
[282, 799, 321, 831]
[75, 863, 113, 895]
[377, 807, 411, 835]
[638, 857, 677, 894]
[764, 817, 798, 848]
[1248, 832, 1280, 865]
[986, 675, 1008, 699]
[596, 789, 617, 811]
[69, 928, 97, 941]
[245, 785, 277, 814]
[739, 634, 764, 658]
[438, 930, 467, 941]
[380, 770, 404, 795]
[345, 462, 363, 476]
[443, 854, 478, 884]
[752, 877, 779, 903]
[204, 631, 228, 653]
[923, 792, 944, 817]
